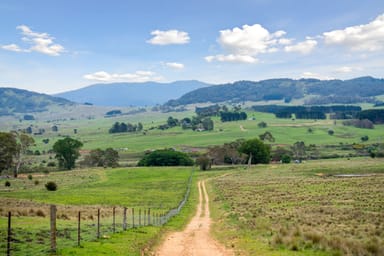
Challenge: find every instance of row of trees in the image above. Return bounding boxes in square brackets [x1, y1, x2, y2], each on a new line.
[1, 133, 120, 175]
[253, 105, 362, 120]
[109, 122, 143, 133]
[220, 111, 247, 122]
[156, 116, 214, 131]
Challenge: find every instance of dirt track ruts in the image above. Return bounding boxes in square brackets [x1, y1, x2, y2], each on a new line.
[155, 180, 234, 256]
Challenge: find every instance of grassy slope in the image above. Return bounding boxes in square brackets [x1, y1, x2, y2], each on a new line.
[209, 158, 384, 255]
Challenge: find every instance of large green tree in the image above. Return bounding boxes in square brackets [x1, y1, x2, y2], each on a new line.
[53, 137, 83, 170]
[238, 138, 270, 165]
[0, 132, 18, 174]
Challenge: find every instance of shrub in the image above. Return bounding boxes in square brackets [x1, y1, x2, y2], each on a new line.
[138, 149, 194, 166]
[5, 181, 10, 187]
[28, 174, 33, 180]
[281, 154, 291, 164]
[34, 180, 39, 185]
[258, 121, 267, 128]
[45, 181, 57, 191]
[328, 129, 334, 135]
[47, 161, 56, 167]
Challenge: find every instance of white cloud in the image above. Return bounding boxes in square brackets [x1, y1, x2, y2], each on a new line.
[1, 25, 64, 56]
[1, 43, 24, 52]
[301, 72, 334, 80]
[165, 62, 185, 69]
[83, 70, 163, 83]
[284, 39, 317, 54]
[206, 24, 290, 64]
[218, 24, 287, 55]
[335, 66, 363, 73]
[335, 66, 353, 73]
[205, 54, 257, 64]
[323, 13, 384, 51]
[147, 29, 190, 45]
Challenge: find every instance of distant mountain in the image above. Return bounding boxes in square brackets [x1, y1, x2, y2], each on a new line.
[0, 87, 74, 115]
[55, 80, 211, 106]
[165, 77, 384, 106]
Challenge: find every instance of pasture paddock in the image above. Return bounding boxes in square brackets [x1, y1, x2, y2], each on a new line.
[209, 158, 384, 255]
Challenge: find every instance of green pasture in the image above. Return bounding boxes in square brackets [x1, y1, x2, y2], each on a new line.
[0, 166, 198, 255]
[7, 109, 382, 156]
[0, 167, 193, 208]
[209, 158, 384, 255]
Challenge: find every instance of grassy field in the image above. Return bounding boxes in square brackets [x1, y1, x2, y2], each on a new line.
[2, 108, 383, 155]
[209, 158, 384, 256]
[0, 167, 196, 255]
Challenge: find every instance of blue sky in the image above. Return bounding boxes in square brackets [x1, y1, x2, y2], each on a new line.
[1, 0, 384, 94]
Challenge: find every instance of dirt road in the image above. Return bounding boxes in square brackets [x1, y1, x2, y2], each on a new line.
[155, 180, 234, 256]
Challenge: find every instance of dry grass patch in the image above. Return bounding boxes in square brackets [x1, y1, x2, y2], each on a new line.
[211, 159, 384, 255]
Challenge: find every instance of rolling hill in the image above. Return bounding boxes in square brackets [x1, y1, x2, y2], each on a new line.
[0, 87, 74, 116]
[165, 76, 384, 106]
[55, 80, 211, 106]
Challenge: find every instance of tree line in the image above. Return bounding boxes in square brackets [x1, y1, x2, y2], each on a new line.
[253, 105, 362, 119]
[109, 122, 143, 133]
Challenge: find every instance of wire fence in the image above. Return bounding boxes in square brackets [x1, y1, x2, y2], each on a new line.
[1, 172, 193, 255]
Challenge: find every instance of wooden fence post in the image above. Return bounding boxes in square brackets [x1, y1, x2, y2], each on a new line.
[132, 208, 135, 228]
[123, 207, 127, 231]
[113, 207, 116, 233]
[50, 205, 57, 253]
[7, 212, 11, 256]
[144, 209, 146, 225]
[77, 211, 81, 247]
[97, 208, 100, 239]
[139, 209, 141, 227]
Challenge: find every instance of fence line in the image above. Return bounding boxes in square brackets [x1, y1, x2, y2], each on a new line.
[2, 170, 194, 255]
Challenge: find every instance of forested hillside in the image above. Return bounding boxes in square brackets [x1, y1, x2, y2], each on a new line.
[0, 87, 74, 115]
[165, 76, 384, 106]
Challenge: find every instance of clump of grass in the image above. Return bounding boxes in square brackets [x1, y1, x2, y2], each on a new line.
[5, 181, 11, 187]
[36, 209, 46, 217]
[34, 180, 39, 185]
[28, 174, 33, 180]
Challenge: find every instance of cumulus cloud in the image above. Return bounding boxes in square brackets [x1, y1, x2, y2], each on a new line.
[323, 13, 384, 51]
[1, 25, 64, 56]
[205, 54, 257, 64]
[83, 70, 163, 82]
[218, 24, 287, 55]
[205, 24, 290, 63]
[284, 39, 317, 54]
[147, 29, 190, 45]
[165, 62, 185, 69]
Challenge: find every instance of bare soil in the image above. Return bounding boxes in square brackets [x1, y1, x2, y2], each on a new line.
[155, 180, 234, 256]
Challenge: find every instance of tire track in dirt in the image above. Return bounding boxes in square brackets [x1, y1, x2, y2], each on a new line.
[155, 180, 234, 256]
